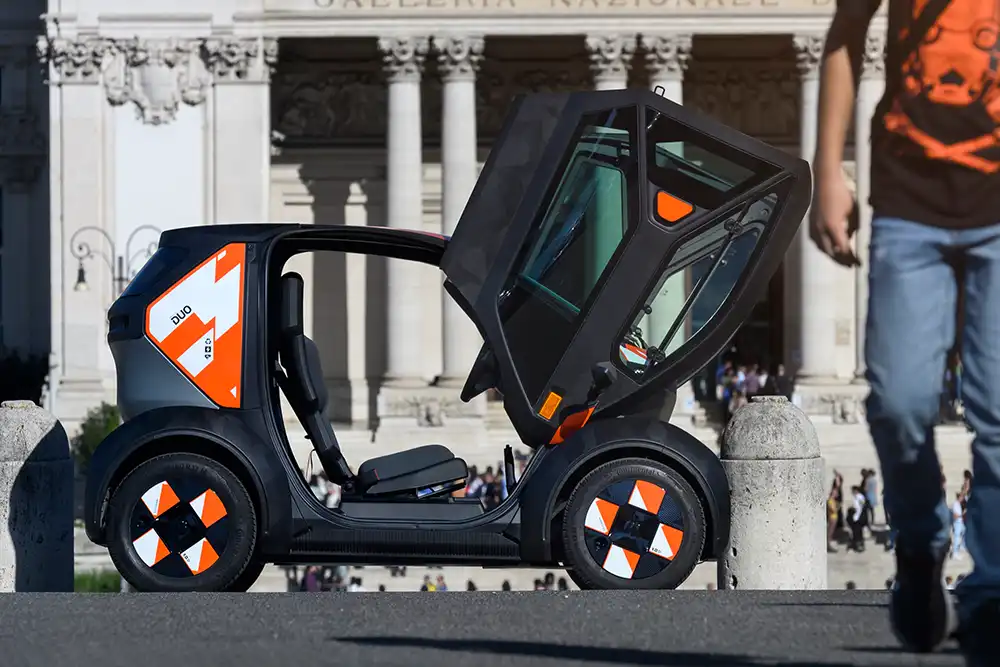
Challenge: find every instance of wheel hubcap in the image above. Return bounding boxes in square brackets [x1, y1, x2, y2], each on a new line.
[582, 478, 686, 580]
[129, 478, 230, 579]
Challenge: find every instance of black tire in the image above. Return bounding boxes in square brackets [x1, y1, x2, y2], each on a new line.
[223, 558, 266, 592]
[106, 452, 258, 592]
[561, 457, 705, 590]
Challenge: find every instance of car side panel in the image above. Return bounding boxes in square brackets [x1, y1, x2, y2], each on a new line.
[516, 418, 730, 563]
[112, 338, 218, 421]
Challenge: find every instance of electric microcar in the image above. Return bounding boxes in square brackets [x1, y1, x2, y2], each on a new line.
[83, 88, 810, 592]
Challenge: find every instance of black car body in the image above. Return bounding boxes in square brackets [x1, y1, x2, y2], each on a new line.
[83, 88, 810, 592]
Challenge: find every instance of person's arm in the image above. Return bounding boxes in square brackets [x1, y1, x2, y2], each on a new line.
[810, 1, 881, 262]
[814, 1, 881, 179]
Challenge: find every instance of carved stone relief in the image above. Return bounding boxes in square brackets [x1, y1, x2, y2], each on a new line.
[271, 36, 803, 146]
[37, 36, 278, 126]
[685, 59, 799, 144]
[36, 36, 112, 83]
[271, 55, 591, 144]
[104, 39, 210, 126]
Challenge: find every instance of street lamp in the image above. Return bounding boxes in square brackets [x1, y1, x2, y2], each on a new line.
[70, 225, 162, 298]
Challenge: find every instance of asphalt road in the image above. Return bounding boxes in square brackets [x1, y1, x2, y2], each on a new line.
[0, 590, 965, 666]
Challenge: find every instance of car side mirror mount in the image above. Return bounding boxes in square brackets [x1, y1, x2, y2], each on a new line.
[588, 362, 618, 403]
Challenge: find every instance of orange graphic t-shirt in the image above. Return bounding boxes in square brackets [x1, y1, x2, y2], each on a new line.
[872, 0, 1000, 228]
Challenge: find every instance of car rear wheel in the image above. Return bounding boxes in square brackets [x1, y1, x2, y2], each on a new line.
[106, 452, 258, 592]
[562, 457, 705, 590]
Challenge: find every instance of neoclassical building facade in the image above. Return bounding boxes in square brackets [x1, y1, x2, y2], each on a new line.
[1, 1, 890, 449]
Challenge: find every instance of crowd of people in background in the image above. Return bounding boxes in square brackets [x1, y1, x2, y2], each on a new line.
[826, 465, 974, 560]
[710, 357, 794, 427]
[303, 448, 530, 511]
[289, 564, 572, 593]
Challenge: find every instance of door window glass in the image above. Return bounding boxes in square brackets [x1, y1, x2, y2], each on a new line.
[617, 191, 782, 379]
[500, 106, 638, 404]
[645, 106, 780, 218]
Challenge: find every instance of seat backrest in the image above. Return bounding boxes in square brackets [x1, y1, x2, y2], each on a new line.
[278, 273, 354, 484]
[279, 272, 328, 415]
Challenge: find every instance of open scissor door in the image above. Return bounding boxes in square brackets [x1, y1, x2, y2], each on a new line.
[441, 89, 810, 447]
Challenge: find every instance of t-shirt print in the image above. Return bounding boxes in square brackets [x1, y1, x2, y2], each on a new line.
[883, 0, 1000, 174]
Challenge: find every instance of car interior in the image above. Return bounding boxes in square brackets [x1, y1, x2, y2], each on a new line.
[274, 269, 471, 500]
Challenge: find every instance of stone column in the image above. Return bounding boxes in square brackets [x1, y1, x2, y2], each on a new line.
[643, 34, 704, 425]
[434, 35, 484, 390]
[643, 34, 691, 104]
[203, 37, 277, 223]
[378, 36, 428, 389]
[792, 34, 839, 382]
[643, 34, 692, 352]
[853, 33, 886, 380]
[38, 36, 117, 430]
[586, 35, 636, 90]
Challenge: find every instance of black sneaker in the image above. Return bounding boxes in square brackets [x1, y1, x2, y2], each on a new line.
[889, 541, 956, 652]
[957, 598, 1000, 666]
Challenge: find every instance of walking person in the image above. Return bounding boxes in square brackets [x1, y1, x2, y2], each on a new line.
[847, 485, 868, 552]
[865, 468, 880, 527]
[811, 1, 1000, 661]
[952, 492, 967, 560]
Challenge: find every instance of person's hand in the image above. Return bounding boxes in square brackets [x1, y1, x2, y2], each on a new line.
[810, 167, 860, 267]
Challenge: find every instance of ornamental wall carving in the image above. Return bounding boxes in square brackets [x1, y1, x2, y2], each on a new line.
[272, 38, 801, 146]
[272, 55, 593, 145]
[37, 36, 278, 126]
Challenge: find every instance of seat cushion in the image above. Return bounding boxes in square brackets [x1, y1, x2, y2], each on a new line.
[363, 458, 469, 498]
[357, 444, 455, 489]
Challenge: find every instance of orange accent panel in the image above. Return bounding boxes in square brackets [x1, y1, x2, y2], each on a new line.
[196, 541, 219, 574]
[154, 537, 171, 565]
[144, 243, 246, 408]
[199, 489, 228, 528]
[155, 482, 181, 518]
[622, 548, 641, 572]
[595, 498, 619, 535]
[634, 480, 666, 515]
[539, 392, 563, 420]
[656, 191, 694, 223]
[660, 524, 685, 557]
[549, 406, 595, 445]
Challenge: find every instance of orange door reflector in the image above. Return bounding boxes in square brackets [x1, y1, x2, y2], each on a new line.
[656, 191, 694, 223]
[549, 406, 596, 445]
[539, 391, 563, 420]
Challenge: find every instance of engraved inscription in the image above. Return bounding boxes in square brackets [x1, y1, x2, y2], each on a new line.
[306, 0, 834, 10]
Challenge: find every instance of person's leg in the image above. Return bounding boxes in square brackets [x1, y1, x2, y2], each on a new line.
[864, 216, 956, 652]
[952, 225, 1000, 664]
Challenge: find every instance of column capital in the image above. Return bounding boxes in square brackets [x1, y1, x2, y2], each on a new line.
[793, 33, 825, 80]
[102, 38, 210, 126]
[433, 35, 484, 82]
[861, 33, 886, 80]
[202, 37, 279, 83]
[641, 34, 693, 80]
[36, 36, 113, 84]
[378, 36, 430, 84]
[586, 34, 637, 85]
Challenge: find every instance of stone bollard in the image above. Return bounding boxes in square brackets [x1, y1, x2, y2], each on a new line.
[0, 400, 75, 591]
[717, 395, 827, 590]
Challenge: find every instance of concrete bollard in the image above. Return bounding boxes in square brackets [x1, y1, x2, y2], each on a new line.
[0, 400, 75, 591]
[717, 395, 827, 590]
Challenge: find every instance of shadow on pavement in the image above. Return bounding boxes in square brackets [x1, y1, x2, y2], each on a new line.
[846, 645, 961, 655]
[762, 601, 887, 609]
[333, 636, 860, 666]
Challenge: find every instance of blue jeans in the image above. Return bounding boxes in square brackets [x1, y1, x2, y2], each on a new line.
[953, 519, 966, 558]
[865, 216, 1000, 616]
